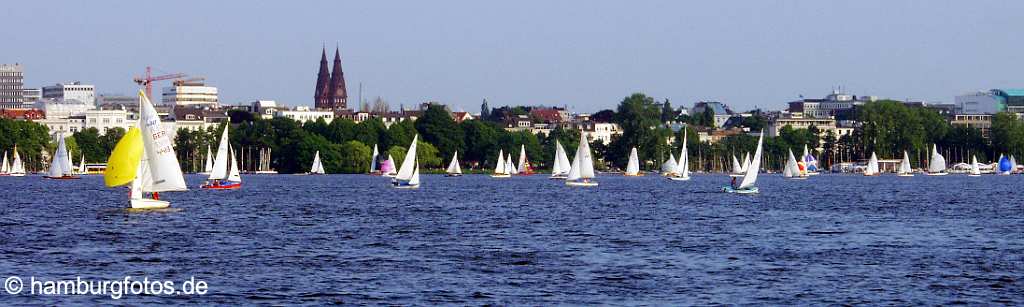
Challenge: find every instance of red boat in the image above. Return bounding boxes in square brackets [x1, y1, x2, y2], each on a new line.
[200, 180, 241, 190]
[44, 175, 81, 180]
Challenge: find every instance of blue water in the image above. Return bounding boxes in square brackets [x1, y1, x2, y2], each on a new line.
[1, 173, 1022, 305]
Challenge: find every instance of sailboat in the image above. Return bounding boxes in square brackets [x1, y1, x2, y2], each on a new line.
[741, 153, 751, 173]
[897, 151, 914, 177]
[723, 131, 763, 194]
[445, 151, 462, 177]
[516, 145, 532, 175]
[0, 150, 8, 176]
[729, 154, 744, 177]
[550, 140, 572, 179]
[8, 145, 25, 176]
[309, 150, 326, 175]
[968, 155, 982, 177]
[802, 145, 819, 175]
[507, 153, 518, 175]
[200, 145, 214, 175]
[200, 124, 243, 189]
[864, 152, 880, 176]
[104, 90, 188, 209]
[392, 135, 420, 188]
[926, 145, 948, 176]
[668, 135, 690, 181]
[1011, 155, 1019, 174]
[566, 133, 597, 186]
[624, 147, 642, 176]
[491, 149, 511, 178]
[783, 149, 806, 180]
[44, 133, 80, 179]
[255, 148, 277, 174]
[382, 154, 398, 177]
[998, 154, 1012, 175]
[662, 153, 678, 177]
[369, 144, 380, 175]
[78, 155, 87, 175]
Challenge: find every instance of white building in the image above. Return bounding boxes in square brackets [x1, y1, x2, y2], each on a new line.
[36, 109, 135, 136]
[162, 82, 218, 107]
[275, 106, 334, 124]
[955, 91, 1002, 114]
[43, 98, 93, 118]
[766, 112, 837, 138]
[251, 100, 281, 120]
[582, 122, 622, 144]
[42, 82, 95, 107]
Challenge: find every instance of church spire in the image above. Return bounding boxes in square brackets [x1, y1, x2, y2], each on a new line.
[328, 45, 348, 110]
[314, 46, 331, 109]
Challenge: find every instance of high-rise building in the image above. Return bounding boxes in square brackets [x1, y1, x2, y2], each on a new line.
[313, 46, 347, 110]
[0, 64, 24, 109]
[42, 81, 96, 107]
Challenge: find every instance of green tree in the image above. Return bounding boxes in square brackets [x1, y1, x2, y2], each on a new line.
[415, 104, 464, 160]
[338, 140, 372, 173]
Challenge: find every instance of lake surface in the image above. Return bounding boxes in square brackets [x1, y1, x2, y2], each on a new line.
[1, 173, 1022, 305]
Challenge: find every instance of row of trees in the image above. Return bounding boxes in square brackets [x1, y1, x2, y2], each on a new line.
[6, 94, 1024, 174]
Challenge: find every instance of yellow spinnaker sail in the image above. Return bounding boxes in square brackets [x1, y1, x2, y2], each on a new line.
[104, 127, 143, 187]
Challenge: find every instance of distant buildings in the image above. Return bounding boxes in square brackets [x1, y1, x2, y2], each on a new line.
[0, 64, 24, 109]
[766, 112, 837, 138]
[42, 82, 95, 107]
[22, 88, 40, 102]
[162, 80, 218, 107]
[691, 101, 733, 128]
[313, 47, 348, 110]
[950, 114, 993, 138]
[251, 100, 281, 119]
[276, 106, 335, 124]
[787, 90, 877, 119]
[955, 91, 1002, 114]
[992, 89, 1024, 114]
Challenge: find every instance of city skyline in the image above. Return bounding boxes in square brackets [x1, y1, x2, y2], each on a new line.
[4, 1, 1024, 113]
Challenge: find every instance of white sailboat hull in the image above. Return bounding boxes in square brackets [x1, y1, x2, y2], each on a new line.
[926, 172, 949, 176]
[897, 173, 914, 177]
[667, 176, 690, 181]
[566, 180, 598, 187]
[787, 176, 809, 180]
[722, 186, 759, 194]
[967, 174, 982, 177]
[729, 174, 744, 177]
[391, 179, 420, 189]
[490, 174, 511, 178]
[549, 174, 567, 179]
[130, 198, 170, 209]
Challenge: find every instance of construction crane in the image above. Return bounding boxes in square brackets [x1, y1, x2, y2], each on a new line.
[172, 76, 206, 86]
[133, 66, 186, 99]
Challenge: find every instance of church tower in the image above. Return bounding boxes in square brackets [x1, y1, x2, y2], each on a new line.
[313, 47, 331, 109]
[328, 47, 348, 110]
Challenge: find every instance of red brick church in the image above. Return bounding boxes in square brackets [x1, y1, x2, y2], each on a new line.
[314, 47, 348, 110]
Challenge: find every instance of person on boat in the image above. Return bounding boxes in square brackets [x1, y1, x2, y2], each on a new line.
[731, 177, 738, 189]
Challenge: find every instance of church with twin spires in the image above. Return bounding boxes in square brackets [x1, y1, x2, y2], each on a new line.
[314, 47, 348, 110]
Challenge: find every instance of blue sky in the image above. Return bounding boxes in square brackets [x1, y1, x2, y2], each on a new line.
[3, 1, 1023, 112]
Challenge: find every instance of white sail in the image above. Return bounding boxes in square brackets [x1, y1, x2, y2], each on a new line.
[78, 155, 86, 174]
[517, 145, 529, 173]
[737, 133, 763, 189]
[662, 153, 677, 175]
[396, 135, 419, 181]
[209, 125, 230, 180]
[784, 149, 798, 178]
[131, 151, 148, 200]
[1, 151, 8, 173]
[446, 151, 462, 174]
[551, 143, 563, 176]
[138, 91, 187, 191]
[899, 151, 913, 174]
[970, 155, 981, 175]
[928, 145, 946, 173]
[625, 147, 640, 176]
[569, 132, 595, 180]
[865, 152, 879, 175]
[227, 145, 242, 182]
[675, 135, 690, 178]
[203, 145, 214, 173]
[310, 150, 325, 174]
[557, 142, 572, 175]
[10, 146, 25, 175]
[731, 155, 743, 174]
[1011, 155, 1018, 174]
[370, 144, 379, 173]
[741, 153, 751, 173]
[48, 134, 73, 177]
[494, 149, 506, 174]
[507, 153, 517, 175]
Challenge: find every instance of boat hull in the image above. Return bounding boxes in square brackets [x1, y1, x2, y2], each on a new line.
[130, 198, 170, 209]
[897, 173, 914, 177]
[729, 174, 744, 177]
[490, 174, 511, 178]
[44, 175, 81, 180]
[200, 182, 242, 189]
[549, 175, 567, 179]
[967, 174, 982, 177]
[391, 180, 419, 189]
[722, 186, 759, 194]
[926, 172, 949, 176]
[667, 176, 690, 181]
[786, 176, 809, 180]
[624, 173, 644, 177]
[445, 173, 462, 177]
[566, 180, 598, 187]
